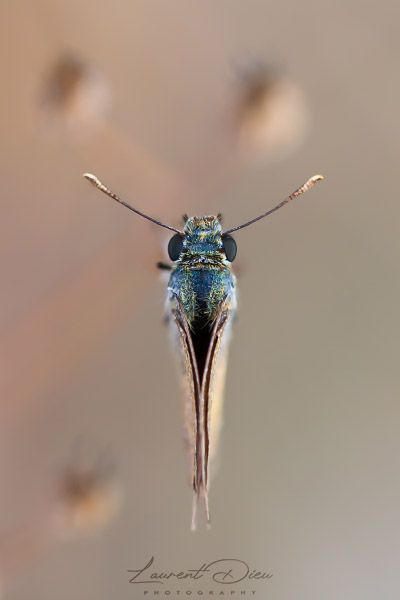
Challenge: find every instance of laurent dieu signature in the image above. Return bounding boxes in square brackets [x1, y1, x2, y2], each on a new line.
[128, 557, 273, 585]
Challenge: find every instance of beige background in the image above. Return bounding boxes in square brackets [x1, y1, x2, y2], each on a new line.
[1, 1, 400, 599]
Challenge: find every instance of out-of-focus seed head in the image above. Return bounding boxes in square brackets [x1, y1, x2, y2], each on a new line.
[51, 454, 122, 539]
[38, 54, 111, 141]
[229, 63, 310, 160]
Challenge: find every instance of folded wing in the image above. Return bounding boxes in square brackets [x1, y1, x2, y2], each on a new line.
[170, 293, 233, 529]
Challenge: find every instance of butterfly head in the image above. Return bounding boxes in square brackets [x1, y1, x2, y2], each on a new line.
[168, 216, 237, 263]
[84, 173, 323, 268]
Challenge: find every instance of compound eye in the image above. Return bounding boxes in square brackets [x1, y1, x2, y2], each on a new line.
[168, 234, 184, 261]
[222, 235, 237, 262]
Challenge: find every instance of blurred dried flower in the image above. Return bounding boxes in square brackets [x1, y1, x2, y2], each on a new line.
[51, 453, 122, 539]
[0, 450, 123, 585]
[229, 64, 310, 160]
[38, 54, 111, 140]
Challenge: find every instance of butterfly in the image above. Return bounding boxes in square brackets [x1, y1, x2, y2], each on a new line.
[84, 172, 323, 529]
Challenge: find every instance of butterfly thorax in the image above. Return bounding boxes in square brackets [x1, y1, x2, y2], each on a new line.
[168, 216, 236, 326]
[179, 216, 226, 269]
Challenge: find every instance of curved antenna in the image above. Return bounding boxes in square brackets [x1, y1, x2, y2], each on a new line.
[223, 174, 324, 235]
[83, 173, 183, 234]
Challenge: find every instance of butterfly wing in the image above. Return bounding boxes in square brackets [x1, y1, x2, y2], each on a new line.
[170, 294, 201, 496]
[200, 299, 233, 495]
[169, 292, 235, 529]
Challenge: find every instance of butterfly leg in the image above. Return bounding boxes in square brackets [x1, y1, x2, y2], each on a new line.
[156, 261, 172, 270]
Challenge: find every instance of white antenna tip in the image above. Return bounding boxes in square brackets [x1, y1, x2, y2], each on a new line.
[83, 172, 98, 185]
[311, 174, 324, 183]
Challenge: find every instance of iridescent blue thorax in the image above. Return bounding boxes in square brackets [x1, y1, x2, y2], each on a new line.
[168, 216, 236, 326]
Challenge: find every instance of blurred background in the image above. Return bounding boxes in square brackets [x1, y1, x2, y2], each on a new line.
[1, 1, 400, 599]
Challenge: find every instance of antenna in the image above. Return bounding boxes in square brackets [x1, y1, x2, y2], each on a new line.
[83, 173, 183, 234]
[223, 174, 324, 235]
